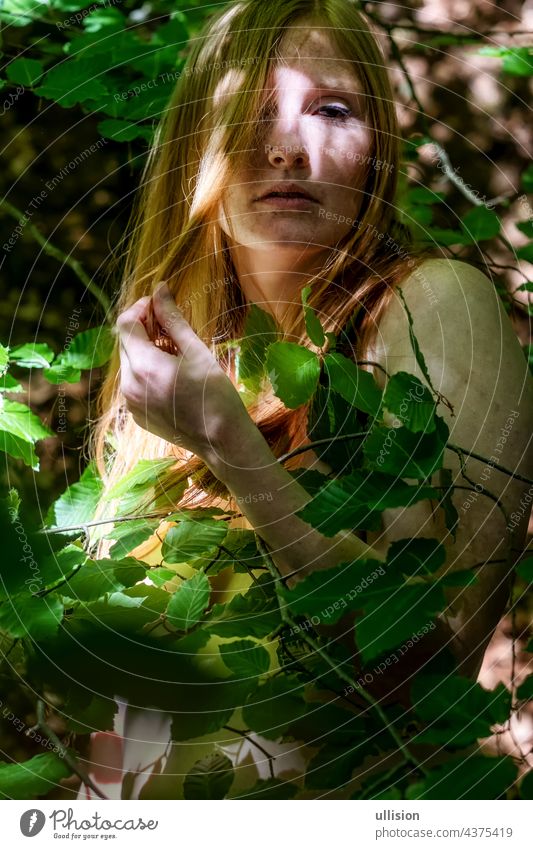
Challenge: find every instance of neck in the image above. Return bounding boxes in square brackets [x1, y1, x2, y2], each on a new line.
[229, 241, 331, 325]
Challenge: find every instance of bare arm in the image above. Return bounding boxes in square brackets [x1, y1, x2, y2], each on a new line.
[207, 422, 384, 581]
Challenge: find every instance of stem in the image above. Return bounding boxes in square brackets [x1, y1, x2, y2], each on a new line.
[224, 725, 277, 779]
[254, 535, 427, 776]
[447, 443, 533, 486]
[0, 199, 111, 316]
[36, 700, 109, 800]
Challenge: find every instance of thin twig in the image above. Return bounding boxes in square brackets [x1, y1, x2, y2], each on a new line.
[0, 199, 111, 316]
[224, 725, 277, 779]
[36, 699, 109, 800]
[254, 535, 427, 776]
[447, 443, 533, 486]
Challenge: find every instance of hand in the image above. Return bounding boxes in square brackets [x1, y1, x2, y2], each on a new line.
[115, 282, 252, 471]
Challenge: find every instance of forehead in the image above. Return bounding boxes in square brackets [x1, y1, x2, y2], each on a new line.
[271, 24, 360, 91]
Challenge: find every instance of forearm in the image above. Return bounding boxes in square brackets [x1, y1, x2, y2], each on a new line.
[207, 421, 385, 581]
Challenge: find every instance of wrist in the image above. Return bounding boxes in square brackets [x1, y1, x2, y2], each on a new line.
[202, 412, 275, 486]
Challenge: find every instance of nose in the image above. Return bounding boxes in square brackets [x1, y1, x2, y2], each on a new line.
[266, 139, 310, 169]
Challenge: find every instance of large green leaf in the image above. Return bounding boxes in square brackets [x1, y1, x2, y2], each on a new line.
[183, 752, 234, 800]
[301, 285, 326, 346]
[242, 675, 307, 740]
[0, 398, 54, 444]
[0, 593, 64, 640]
[363, 414, 449, 478]
[307, 380, 367, 474]
[6, 58, 44, 85]
[355, 583, 445, 664]
[460, 206, 501, 241]
[236, 303, 279, 392]
[0, 752, 72, 800]
[411, 674, 510, 746]
[383, 371, 436, 433]
[162, 519, 227, 563]
[34, 61, 109, 106]
[297, 470, 437, 536]
[219, 638, 270, 679]
[165, 572, 211, 630]
[61, 557, 147, 602]
[106, 519, 160, 559]
[44, 326, 114, 383]
[280, 556, 386, 625]
[204, 577, 280, 639]
[266, 342, 320, 409]
[46, 460, 104, 531]
[324, 353, 383, 417]
[8, 342, 54, 369]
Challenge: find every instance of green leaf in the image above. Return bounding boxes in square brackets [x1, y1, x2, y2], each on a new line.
[61, 557, 146, 602]
[162, 519, 227, 563]
[183, 752, 234, 800]
[45, 326, 114, 380]
[280, 557, 385, 624]
[106, 519, 160, 559]
[363, 414, 449, 478]
[517, 675, 533, 701]
[46, 461, 104, 532]
[6, 58, 44, 86]
[421, 227, 473, 247]
[387, 537, 447, 577]
[301, 285, 326, 346]
[0, 344, 10, 377]
[103, 457, 180, 515]
[306, 380, 367, 474]
[383, 371, 436, 433]
[0, 431, 39, 468]
[9, 342, 55, 368]
[406, 186, 446, 205]
[243, 675, 307, 740]
[0, 752, 72, 800]
[501, 48, 533, 76]
[0, 398, 53, 447]
[517, 243, 533, 263]
[521, 163, 533, 192]
[407, 755, 516, 800]
[165, 572, 211, 630]
[236, 303, 279, 392]
[516, 221, 533, 239]
[0, 593, 64, 640]
[461, 206, 501, 241]
[517, 557, 533, 584]
[34, 61, 109, 107]
[297, 470, 437, 536]
[355, 583, 445, 663]
[97, 118, 153, 143]
[204, 577, 280, 639]
[266, 342, 320, 409]
[62, 694, 118, 734]
[324, 352, 383, 417]
[305, 742, 375, 790]
[411, 674, 510, 746]
[219, 638, 270, 679]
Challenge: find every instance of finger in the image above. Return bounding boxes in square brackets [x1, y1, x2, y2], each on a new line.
[115, 297, 153, 363]
[152, 282, 211, 358]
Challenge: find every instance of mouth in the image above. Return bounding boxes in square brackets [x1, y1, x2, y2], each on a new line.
[255, 183, 318, 203]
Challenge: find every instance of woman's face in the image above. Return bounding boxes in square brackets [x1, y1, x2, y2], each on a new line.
[219, 24, 374, 255]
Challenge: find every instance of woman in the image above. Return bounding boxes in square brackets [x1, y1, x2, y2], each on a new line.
[82, 0, 532, 799]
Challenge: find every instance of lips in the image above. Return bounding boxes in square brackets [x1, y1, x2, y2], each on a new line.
[256, 183, 318, 202]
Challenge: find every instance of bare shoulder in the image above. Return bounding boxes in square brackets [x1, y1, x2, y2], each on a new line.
[369, 257, 511, 367]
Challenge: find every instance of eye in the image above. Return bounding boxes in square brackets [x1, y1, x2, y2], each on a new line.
[316, 103, 353, 122]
